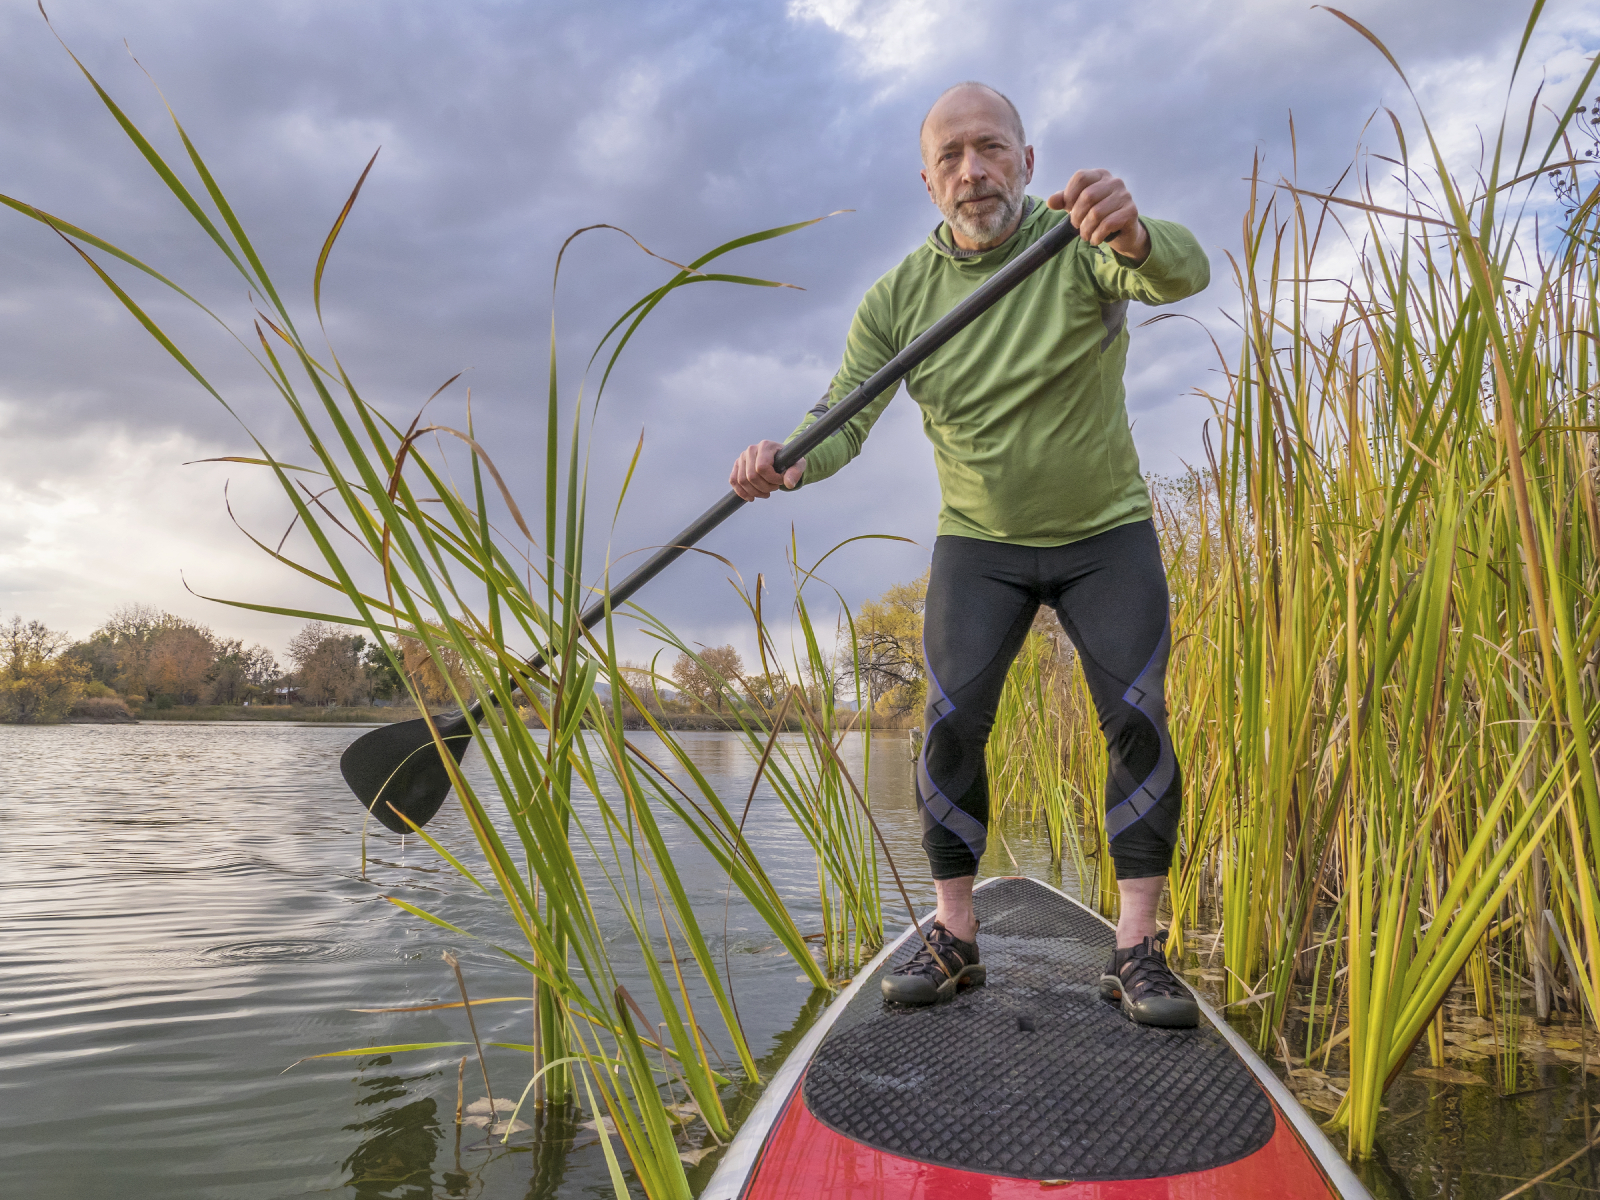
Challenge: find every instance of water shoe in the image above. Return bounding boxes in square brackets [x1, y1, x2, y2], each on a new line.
[1099, 931, 1199, 1028]
[880, 920, 985, 1006]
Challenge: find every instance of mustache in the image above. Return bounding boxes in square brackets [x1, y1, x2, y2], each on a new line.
[955, 188, 1006, 205]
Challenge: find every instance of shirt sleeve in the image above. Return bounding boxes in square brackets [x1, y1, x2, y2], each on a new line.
[784, 288, 901, 487]
[1088, 217, 1210, 306]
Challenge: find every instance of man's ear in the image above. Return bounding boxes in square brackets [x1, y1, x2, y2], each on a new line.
[921, 168, 936, 203]
[1023, 145, 1035, 185]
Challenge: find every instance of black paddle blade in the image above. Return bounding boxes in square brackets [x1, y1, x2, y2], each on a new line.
[339, 711, 473, 834]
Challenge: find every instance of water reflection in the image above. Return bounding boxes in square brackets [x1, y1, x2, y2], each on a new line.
[343, 1057, 444, 1199]
[521, 1105, 583, 1200]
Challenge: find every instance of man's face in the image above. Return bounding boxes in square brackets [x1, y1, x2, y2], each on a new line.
[920, 88, 1034, 251]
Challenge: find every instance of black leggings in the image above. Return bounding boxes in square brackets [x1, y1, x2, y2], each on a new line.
[917, 520, 1180, 882]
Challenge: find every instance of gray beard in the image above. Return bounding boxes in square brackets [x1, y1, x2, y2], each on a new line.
[940, 181, 1025, 247]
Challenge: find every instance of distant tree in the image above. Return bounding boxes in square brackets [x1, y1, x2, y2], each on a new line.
[69, 605, 218, 701]
[616, 659, 666, 714]
[854, 571, 928, 716]
[399, 630, 470, 706]
[288, 622, 366, 706]
[204, 640, 279, 705]
[147, 624, 217, 704]
[363, 641, 404, 701]
[107, 604, 185, 697]
[742, 671, 788, 712]
[243, 644, 279, 687]
[0, 615, 88, 723]
[66, 635, 122, 691]
[671, 644, 744, 712]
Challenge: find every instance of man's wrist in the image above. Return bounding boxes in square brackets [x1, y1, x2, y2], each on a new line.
[1112, 219, 1151, 267]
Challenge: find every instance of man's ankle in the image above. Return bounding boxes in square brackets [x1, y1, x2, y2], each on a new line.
[937, 914, 979, 943]
[1114, 922, 1158, 950]
[1114, 874, 1165, 949]
[932, 874, 978, 942]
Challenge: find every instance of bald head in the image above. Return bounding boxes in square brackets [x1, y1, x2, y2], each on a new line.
[919, 82, 1025, 164]
[918, 82, 1034, 251]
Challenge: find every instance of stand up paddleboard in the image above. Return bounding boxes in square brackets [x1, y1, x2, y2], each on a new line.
[703, 876, 1370, 1199]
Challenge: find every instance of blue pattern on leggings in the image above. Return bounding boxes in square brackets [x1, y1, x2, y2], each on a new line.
[916, 635, 989, 862]
[1103, 620, 1176, 843]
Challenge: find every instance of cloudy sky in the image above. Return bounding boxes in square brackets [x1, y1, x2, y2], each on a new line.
[1, 0, 1595, 665]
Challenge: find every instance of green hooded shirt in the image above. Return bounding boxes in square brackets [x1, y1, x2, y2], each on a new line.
[789, 196, 1209, 546]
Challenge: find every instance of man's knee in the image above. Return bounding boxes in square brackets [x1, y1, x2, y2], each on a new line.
[1110, 825, 1175, 880]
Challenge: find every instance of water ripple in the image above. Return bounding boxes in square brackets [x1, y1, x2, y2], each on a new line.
[0, 721, 935, 1199]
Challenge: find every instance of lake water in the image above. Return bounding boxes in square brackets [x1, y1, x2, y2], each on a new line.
[1, 723, 1067, 1199]
[3, 723, 1595, 1198]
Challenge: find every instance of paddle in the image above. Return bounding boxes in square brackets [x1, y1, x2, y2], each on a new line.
[342, 213, 1085, 833]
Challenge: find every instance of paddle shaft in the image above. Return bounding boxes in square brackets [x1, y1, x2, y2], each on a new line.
[479, 214, 1082, 705]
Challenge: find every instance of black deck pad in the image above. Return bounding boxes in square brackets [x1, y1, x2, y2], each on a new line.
[802, 877, 1277, 1181]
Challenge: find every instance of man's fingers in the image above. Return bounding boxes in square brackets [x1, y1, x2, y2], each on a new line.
[754, 441, 784, 482]
[731, 447, 763, 500]
[1071, 179, 1118, 225]
[1091, 202, 1139, 246]
[1059, 167, 1107, 210]
[731, 440, 793, 501]
[1074, 183, 1137, 246]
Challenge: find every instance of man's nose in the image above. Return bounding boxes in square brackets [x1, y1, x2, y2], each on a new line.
[959, 147, 989, 182]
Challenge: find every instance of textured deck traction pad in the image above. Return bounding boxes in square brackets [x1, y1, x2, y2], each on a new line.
[802, 877, 1276, 1181]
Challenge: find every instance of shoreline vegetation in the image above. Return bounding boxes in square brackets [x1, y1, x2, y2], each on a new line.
[5, 602, 912, 730]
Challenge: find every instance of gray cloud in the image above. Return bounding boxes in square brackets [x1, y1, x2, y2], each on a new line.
[1, 0, 1593, 657]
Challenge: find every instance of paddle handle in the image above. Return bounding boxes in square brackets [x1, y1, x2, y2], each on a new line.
[472, 214, 1082, 707]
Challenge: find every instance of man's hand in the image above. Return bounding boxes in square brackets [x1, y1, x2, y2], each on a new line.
[730, 440, 805, 501]
[1047, 169, 1149, 263]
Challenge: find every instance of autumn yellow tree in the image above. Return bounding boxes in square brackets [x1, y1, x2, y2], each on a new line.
[398, 629, 471, 706]
[71, 605, 232, 703]
[146, 624, 217, 703]
[854, 570, 927, 717]
[0, 615, 88, 723]
[70, 603, 173, 697]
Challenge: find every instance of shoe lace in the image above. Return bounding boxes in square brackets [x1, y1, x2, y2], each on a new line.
[1120, 935, 1185, 999]
[901, 923, 967, 981]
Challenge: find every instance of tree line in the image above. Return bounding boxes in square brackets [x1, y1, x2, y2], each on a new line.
[3, 579, 932, 726]
[0, 604, 471, 723]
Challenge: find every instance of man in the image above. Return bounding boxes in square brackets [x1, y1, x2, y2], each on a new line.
[729, 82, 1208, 1027]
